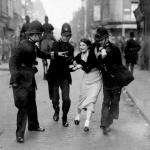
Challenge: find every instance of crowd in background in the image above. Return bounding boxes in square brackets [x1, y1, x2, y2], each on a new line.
[0, 18, 147, 73]
[0, 35, 19, 64]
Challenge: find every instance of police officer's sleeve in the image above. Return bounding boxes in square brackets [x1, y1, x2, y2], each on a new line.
[66, 45, 74, 65]
[36, 46, 58, 59]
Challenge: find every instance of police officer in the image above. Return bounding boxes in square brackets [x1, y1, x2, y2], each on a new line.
[47, 23, 74, 127]
[41, 16, 56, 80]
[20, 15, 30, 41]
[9, 20, 60, 143]
[94, 27, 123, 135]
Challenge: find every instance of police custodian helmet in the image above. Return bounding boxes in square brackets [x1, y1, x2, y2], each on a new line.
[95, 26, 109, 41]
[61, 23, 72, 36]
[27, 20, 43, 34]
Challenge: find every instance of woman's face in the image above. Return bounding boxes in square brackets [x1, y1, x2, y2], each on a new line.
[79, 42, 88, 53]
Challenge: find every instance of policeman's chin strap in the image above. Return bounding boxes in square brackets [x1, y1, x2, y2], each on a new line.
[29, 37, 36, 43]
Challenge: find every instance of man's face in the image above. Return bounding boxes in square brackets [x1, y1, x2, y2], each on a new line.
[30, 33, 42, 42]
[95, 35, 108, 47]
[61, 34, 71, 42]
[98, 38, 106, 47]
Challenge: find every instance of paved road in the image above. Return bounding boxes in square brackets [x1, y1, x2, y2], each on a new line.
[0, 61, 150, 150]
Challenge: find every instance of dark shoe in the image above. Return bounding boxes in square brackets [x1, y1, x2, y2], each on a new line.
[28, 127, 45, 132]
[74, 120, 80, 125]
[112, 114, 118, 120]
[101, 126, 111, 135]
[53, 112, 59, 122]
[62, 121, 69, 127]
[16, 137, 24, 143]
[62, 115, 69, 127]
[83, 126, 89, 132]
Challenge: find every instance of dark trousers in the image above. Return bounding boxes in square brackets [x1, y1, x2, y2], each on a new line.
[100, 87, 122, 128]
[126, 62, 134, 75]
[48, 79, 71, 116]
[13, 87, 39, 138]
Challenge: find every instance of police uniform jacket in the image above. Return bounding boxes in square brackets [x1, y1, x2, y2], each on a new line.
[97, 42, 123, 89]
[9, 39, 51, 90]
[47, 40, 74, 84]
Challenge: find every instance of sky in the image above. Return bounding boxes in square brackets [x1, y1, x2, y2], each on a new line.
[40, 0, 82, 29]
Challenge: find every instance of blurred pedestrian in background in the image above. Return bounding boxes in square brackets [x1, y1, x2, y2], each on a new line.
[139, 37, 149, 70]
[20, 15, 30, 41]
[0, 37, 3, 64]
[2, 36, 11, 63]
[124, 32, 141, 75]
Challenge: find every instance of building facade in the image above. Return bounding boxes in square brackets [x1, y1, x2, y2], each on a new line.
[0, 0, 25, 38]
[80, 0, 139, 38]
[102, 0, 139, 37]
[134, 0, 150, 70]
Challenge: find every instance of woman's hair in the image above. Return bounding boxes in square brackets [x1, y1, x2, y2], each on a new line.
[80, 38, 92, 48]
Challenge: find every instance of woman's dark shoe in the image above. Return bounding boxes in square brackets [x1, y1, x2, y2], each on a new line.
[83, 126, 89, 132]
[16, 137, 24, 143]
[74, 120, 80, 125]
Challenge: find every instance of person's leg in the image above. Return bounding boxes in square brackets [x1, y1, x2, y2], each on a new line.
[109, 88, 122, 120]
[130, 63, 134, 75]
[100, 89, 111, 128]
[74, 108, 82, 125]
[12, 86, 28, 143]
[27, 89, 44, 131]
[84, 110, 92, 132]
[16, 108, 27, 143]
[60, 80, 71, 127]
[100, 88, 112, 135]
[49, 81, 60, 121]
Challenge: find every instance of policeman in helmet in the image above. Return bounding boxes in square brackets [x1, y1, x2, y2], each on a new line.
[9, 20, 62, 143]
[47, 23, 74, 127]
[94, 27, 123, 135]
[20, 15, 31, 41]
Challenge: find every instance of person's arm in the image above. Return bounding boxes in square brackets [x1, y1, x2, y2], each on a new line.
[9, 45, 23, 85]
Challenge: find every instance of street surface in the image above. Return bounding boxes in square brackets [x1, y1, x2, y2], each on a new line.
[0, 60, 150, 150]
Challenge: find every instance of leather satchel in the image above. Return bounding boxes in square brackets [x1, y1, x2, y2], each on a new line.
[111, 64, 134, 87]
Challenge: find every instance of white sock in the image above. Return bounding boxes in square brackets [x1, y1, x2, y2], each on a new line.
[84, 120, 90, 127]
[75, 113, 80, 121]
